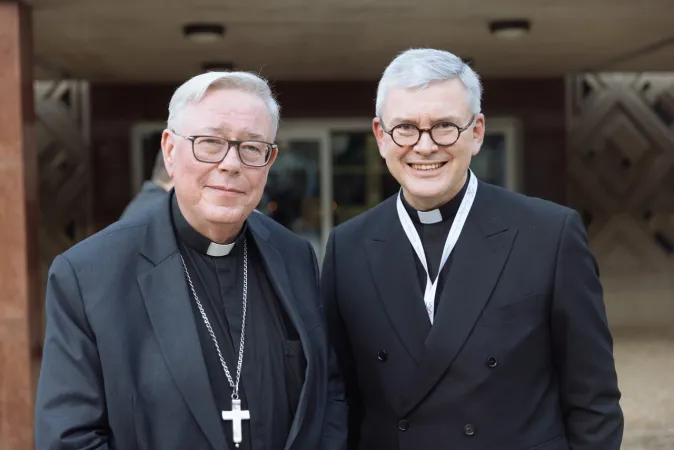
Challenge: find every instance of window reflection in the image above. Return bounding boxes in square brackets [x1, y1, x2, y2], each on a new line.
[261, 139, 321, 251]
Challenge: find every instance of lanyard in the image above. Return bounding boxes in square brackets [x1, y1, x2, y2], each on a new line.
[396, 171, 478, 324]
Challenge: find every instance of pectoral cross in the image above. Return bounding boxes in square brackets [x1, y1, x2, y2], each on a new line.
[222, 398, 250, 448]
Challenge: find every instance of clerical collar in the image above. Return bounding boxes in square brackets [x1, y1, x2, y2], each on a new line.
[170, 192, 246, 257]
[400, 170, 471, 225]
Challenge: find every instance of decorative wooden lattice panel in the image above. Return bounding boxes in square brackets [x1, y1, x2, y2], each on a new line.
[34, 80, 93, 337]
[567, 73, 674, 327]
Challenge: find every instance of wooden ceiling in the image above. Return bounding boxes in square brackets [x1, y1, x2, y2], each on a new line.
[28, 0, 674, 82]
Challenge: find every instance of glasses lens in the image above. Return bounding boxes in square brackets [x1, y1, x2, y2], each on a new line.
[392, 124, 421, 146]
[194, 137, 227, 162]
[238, 141, 271, 166]
[431, 123, 460, 145]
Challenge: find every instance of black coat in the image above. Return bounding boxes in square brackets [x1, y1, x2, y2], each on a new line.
[321, 180, 623, 450]
[35, 195, 347, 450]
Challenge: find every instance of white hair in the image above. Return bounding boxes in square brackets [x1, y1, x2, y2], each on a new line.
[375, 48, 483, 118]
[167, 71, 281, 135]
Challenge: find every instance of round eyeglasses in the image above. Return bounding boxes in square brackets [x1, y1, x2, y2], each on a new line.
[380, 115, 476, 148]
[171, 130, 277, 167]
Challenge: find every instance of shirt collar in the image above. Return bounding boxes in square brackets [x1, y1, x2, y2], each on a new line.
[170, 192, 246, 257]
[400, 170, 471, 225]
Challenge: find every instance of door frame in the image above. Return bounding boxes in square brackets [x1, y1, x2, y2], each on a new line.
[483, 117, 524, 193]
[276, 118, 373, 254]
[130, 121, 166, 194]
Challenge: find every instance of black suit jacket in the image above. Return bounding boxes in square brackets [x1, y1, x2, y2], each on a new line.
[321, 180, 623, 450]
[35, 196, 347, 450]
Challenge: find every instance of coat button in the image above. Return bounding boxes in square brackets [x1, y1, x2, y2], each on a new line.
[486, 356, 498, 368]
[464, 423, 476, 436]
[398, 419, 409, 431]
[377, 350, 388, 362]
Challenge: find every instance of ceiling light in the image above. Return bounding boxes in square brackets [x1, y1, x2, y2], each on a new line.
[489, 19, 531, 39]
[183, 23, 226, 44]
[202, 61, 235, 72]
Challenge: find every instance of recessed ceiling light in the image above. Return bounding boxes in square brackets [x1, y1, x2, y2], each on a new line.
[183, 23, 226, 44]
[202, 61, 235, 72]
[489, 19, 531, 39]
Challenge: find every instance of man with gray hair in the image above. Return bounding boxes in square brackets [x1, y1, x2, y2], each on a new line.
[35, 71, 347, 450]
[321, 48, 623, 449]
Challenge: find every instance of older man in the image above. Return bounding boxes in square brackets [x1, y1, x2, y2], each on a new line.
[321, 48, 623, 449]
[35, 71, 347, 450]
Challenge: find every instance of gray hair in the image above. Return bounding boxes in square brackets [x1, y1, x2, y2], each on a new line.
[167, 71, 281, 135]
[375, 48, 482, 118]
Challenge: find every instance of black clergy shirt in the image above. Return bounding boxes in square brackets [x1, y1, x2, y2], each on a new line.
[400, 170, 470, 316]
[170, 194, 306, 450]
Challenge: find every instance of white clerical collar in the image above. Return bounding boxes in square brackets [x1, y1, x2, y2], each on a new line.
[171, 191, 247, 257]
[206, 241, 236, 257]
[417, 209, 443, 224]
[399, 170, 471, 226]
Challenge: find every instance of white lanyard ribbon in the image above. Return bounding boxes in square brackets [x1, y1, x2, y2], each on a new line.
[396, 171, 478, 324]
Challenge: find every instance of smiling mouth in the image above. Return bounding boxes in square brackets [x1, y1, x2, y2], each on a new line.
[408, 162, 447, 171]
[209, 186, 243, 194]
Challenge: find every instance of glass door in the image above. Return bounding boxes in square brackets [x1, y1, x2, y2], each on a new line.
[260, 120, 372, 260]
[470, 117, 523, 192]
[330, 129, 400, 225]
[262, 126, 329, 260]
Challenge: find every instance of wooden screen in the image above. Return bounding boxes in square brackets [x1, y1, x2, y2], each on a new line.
[34, 80, 93, 342]
[566, 73, 674, 327]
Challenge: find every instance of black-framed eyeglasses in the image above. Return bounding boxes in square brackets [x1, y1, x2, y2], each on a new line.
[171, 130, 277, 167]
[380, 115, 476, 148]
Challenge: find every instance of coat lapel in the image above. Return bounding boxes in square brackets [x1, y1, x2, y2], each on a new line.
[247, 214, 311, 450]
[365, 198, 431, 365]
[402, 183, 518, 414]
[138, 198, 228, 450]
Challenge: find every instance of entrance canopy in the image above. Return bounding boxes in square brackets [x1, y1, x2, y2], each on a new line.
[30, 0, 674, 82]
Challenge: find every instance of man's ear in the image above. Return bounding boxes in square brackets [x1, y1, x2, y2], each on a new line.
[373, 117, 388, 159]
[161, 130, 176, 176]
[471, 114, 485, 156]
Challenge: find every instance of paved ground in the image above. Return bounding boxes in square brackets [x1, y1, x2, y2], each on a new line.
[613, 327, 674, 449]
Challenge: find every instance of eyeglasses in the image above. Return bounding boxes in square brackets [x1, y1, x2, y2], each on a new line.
[171, 130, 277, 167]
[380, 115, 476, 148]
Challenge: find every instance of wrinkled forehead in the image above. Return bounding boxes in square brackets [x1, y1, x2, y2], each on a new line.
[382, 79, 471, 124]
[179, 88, 275, 140]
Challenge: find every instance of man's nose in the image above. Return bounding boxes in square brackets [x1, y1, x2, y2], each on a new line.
[412, 131, 437, 155]
[218, 144, 242, 171]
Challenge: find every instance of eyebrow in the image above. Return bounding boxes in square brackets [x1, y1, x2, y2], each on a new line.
[199, 127, 267, 141]
[388, 116, 463, 126]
